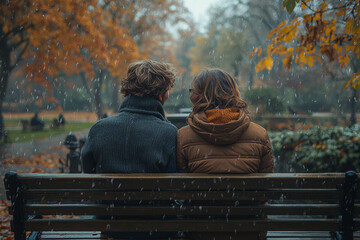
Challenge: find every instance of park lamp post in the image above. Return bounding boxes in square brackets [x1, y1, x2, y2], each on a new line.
[64, 133, 83, 173]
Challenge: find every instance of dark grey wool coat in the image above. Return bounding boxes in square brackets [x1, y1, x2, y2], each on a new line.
[82, 95, 177, 173]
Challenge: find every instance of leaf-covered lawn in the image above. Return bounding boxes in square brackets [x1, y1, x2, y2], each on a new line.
[5, 122, 93, 143]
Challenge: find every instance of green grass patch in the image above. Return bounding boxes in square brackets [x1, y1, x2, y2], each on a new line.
[4, 118, 59, 128]
[4, 119, 25, 127]
[5, 122, 93, 143]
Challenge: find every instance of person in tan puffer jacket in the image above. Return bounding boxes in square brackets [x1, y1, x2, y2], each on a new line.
[177, 68, 274, 240]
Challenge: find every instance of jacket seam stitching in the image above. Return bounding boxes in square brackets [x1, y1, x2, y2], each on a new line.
[189, 156, 261, 162]
[182, 140, 266, 149]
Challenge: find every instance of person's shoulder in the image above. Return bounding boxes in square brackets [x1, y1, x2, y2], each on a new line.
[244, 122, 270, 142]
[159, 119, 178, 133]
[89, 116, 115, 131]
[177, 125, 200, 144]
[178, 125, 192, 135]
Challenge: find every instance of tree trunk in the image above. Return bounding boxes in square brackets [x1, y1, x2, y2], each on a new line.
[350, 87, 357, 125]
[112, 80, 120, 113]
[247, 63, 254, 89]
[0, 38, 11, 140]
[93, 70, 104, 120]
[79, 72, 94, 111]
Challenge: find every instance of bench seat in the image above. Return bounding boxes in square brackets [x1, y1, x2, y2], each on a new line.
[4, 171, 360, 240]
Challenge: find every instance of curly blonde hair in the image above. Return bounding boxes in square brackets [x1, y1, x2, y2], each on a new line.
[121, 59, 177, 98]
[191, 68, 248, 114]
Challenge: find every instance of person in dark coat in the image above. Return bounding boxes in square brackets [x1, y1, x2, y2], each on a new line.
[81, 59, 178, 239]
[58, 113, 66, 127]
[82, 59, 178, 173]
[30, 113, 44, 131]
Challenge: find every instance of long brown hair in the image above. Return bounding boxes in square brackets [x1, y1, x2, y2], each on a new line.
[190, 68, 248, 113]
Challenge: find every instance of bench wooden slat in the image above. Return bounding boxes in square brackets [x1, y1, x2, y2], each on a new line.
[23, 189, 340, 201]
[267, 231, 334, 237]
[25, 203, 349, 216]
[39, 231, 105, 239]
[25, 219, 342, 232]
[17, 173, 349, 190]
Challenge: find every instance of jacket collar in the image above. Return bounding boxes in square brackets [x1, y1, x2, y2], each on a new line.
[119, 95, 166, 120]
[187, 109, 250, 145]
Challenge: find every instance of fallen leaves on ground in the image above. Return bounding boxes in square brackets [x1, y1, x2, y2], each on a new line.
[0, 200, 13, 240]
[4, 111, 99, 122]
[2, 152, 62, 170]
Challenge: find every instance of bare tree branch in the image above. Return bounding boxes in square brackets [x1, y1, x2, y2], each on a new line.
[3, 24, 31, 40]
[12, 40, 29, 69]
[80, 71, 92, 96]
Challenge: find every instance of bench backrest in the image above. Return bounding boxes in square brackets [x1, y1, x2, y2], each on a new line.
[4, 171, 359, 240]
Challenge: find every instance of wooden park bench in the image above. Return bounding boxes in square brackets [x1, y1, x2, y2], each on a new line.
[3, 171, 360, 240]
[20, 119, 30, 131]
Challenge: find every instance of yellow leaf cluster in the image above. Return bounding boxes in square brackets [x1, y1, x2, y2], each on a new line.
[339, 55, 350, 67]
[255, 0, 360, 89]
[343, 72, 360, 90]
[255, 56, 273, 72]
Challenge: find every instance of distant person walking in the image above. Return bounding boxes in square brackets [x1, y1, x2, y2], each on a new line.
[30, 112, 44, 131]
[177, 68, 274, 240]
[101, 113, 109, 119]
[58, 112, 66, 127]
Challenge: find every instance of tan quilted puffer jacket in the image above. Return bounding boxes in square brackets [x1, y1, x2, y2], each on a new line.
[177, 110, 274, 173]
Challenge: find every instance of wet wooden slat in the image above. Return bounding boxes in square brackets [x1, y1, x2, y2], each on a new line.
[17, 173, 348, 190]
[39, 231, 105, 239]
[24, 203, 348, 216]
[26, 219, 342, 232]
[23, 189, 340, 201]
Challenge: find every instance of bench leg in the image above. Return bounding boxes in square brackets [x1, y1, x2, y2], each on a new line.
[341, 170, 358, 240]
[4, 171, 26, 240]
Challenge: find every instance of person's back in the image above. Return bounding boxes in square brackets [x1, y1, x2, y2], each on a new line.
[177, 68, 273, 240]
[81, 60, 178, 239]
[82, 95, 177, 173]
[178, 112, 273, 174]
[82, 60, 177, 174]
[30, 113, 44, 131]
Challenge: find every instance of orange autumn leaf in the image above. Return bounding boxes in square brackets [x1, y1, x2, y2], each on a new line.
[249, 47, 262, 60]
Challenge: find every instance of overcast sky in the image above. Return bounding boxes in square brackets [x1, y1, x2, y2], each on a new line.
[183, 0, 219, 31]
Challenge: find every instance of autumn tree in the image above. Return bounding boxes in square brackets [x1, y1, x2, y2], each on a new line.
[225, 0, 291, 88]
[79, 0, 192, 114]
[75, 1, 140, 118]
[0, 0, 141, 137]
[189, 6, 248, 78]
[252, 0, 360, 124]
[189, 0, 292, 90]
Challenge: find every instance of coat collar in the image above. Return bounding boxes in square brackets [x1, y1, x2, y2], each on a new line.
[119, 95, 166, 120]
[187, 109, 250, 145]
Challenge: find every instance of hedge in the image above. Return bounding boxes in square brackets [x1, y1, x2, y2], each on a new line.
[269, 124, 360, 172]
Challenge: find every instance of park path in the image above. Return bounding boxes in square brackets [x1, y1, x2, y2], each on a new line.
[0, 129, 89, 161]
[0, 128, 90, 200]
[0, 128, 90, 239]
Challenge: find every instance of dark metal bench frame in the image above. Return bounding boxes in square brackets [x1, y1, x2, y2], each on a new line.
[4, 171, 359, 240]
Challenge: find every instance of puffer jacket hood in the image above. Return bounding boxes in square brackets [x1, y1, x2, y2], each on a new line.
[187, 110, 250, 145]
